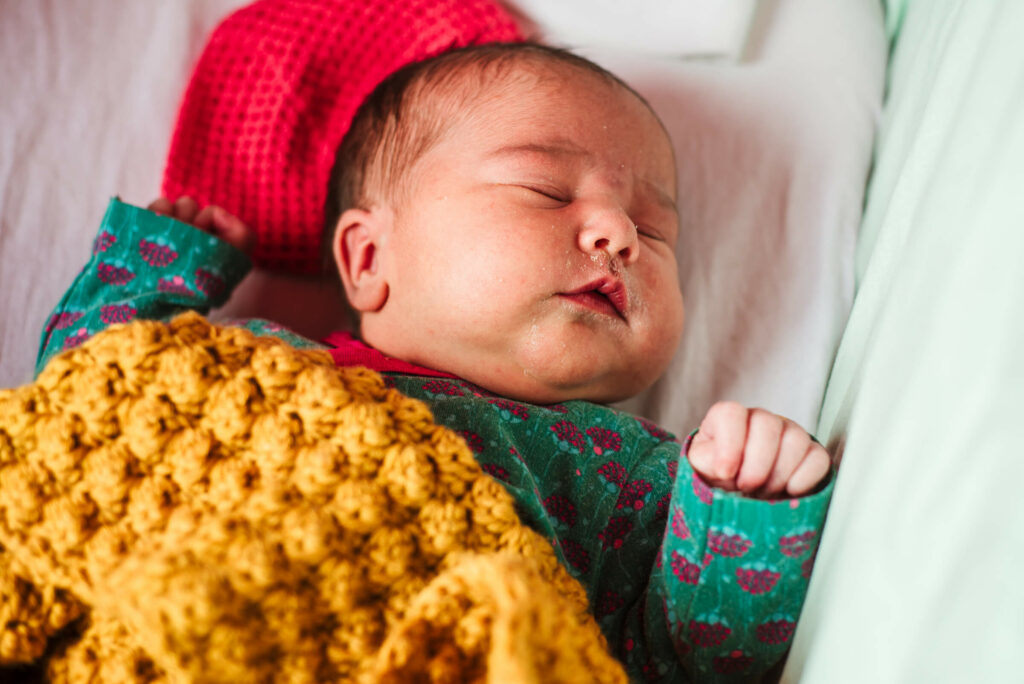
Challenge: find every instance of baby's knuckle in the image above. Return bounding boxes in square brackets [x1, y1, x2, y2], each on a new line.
[710, 400, 746, 422]
[781, 422, 810, 445]
[749, 408, 782, 432]
[713, 452, 741, 479]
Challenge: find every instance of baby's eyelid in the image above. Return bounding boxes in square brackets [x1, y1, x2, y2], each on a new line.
[523, 185, 570, 203]
[635, 223, 667, 242]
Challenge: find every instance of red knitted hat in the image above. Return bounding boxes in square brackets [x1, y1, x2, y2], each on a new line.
[162, 0, 522, 273]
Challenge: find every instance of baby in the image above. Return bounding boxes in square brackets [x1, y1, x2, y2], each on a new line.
[153, 44, 826, 498]
[41, 44, 831, 681]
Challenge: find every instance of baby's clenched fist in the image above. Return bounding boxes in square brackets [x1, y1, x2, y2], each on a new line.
[687, 401, 830, 498]
[148, 196, 255, 255]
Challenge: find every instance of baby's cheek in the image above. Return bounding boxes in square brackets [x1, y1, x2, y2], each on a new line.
[516, 321, 549, 366]
[636, 282, 682, 340]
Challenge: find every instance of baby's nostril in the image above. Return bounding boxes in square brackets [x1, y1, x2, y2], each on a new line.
[594, 238, 609, 249]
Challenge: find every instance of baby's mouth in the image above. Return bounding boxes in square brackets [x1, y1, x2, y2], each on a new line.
[559, 278, 628, 320]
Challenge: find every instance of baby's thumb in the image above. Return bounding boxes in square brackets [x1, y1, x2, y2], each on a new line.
[687, 402, 748, 488]
[211, 207, 257, 255]
[687, 433, 725, 486]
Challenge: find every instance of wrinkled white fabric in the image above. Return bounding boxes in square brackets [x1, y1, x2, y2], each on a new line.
[785, 1, 1024, 681]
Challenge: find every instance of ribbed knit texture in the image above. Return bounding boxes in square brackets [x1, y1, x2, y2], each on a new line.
[0, 313, 625, 683]
[161, 0, 522, 273]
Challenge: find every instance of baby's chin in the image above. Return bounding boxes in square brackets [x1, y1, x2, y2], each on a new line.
[432, 336, 674, 405]
[461, 364, 656, 406]
[366, 322, 669, 404]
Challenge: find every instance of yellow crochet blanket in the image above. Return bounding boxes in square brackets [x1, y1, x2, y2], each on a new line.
[0, 313, 626, 683]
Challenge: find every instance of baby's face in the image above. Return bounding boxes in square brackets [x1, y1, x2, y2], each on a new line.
[361, 64, 683, 403]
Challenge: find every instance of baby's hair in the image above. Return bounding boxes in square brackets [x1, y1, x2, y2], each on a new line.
[321, 42, 647, 271]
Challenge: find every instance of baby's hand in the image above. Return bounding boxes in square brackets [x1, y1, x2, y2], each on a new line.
[687, 401, 830, 498]
[147, 196, 255, 255]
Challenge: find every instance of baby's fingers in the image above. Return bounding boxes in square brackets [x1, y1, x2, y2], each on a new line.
[147, 197, 252, 253]
[688, 401, 748, 489]
[209, 206, 256, 254]
[147, 197, 174, 215]
[735, 409, 785, 493]
[192, 205, 217, 231]
[785, 442, 831, 497]
[173, 196, 200, 224]
[758, 422, 812, 497]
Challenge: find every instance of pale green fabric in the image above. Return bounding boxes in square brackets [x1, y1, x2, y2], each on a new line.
[783, 1, 1024, 682]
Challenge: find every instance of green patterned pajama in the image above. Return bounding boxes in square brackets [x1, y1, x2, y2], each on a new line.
[38, 199, 833, 682]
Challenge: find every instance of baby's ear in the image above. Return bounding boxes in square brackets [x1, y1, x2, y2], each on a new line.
[332, 207, 390, 313]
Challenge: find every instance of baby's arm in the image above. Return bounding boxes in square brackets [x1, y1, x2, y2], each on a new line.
[687, 401, 830, 498]
[630, 404, 831, 679]
[36, 197, 253, 373]
[644, 433, 833, 681]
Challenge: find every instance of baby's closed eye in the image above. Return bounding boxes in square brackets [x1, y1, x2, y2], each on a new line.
[635, 224, 667, 242]
[514, 184, 571, 207]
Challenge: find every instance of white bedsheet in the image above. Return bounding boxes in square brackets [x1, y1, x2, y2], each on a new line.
[0, 0, 253, 376]
[785, 1, 1024, 680]
[0, 1, 885, 444]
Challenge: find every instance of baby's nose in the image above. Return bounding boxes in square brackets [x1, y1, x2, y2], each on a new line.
[578, 208, 639, 264]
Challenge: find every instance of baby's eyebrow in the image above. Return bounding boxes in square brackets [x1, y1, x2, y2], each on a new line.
[485, 140, 588, 159]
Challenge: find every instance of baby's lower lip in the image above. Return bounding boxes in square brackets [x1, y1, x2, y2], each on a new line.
[558, 292, 622, 319]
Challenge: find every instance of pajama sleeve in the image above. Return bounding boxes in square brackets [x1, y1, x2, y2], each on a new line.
[382, 378, 835, 683]
[627, 432, 834, 683]
[36, 198, 252, 375]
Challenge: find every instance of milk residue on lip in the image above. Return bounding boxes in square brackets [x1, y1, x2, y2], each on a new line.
[556, 249, 637, 319]
[619, 269, 640, 316]
[622, 271, 645, 319]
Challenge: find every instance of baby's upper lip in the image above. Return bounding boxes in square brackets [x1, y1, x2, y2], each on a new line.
[563, 277, 628, 318]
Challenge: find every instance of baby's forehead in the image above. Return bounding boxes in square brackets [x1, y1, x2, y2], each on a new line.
[420, 56, 654, 132]
[416, 52, 611, 106]
[378, 47, 675, 194]
[461, 60, 665, 139]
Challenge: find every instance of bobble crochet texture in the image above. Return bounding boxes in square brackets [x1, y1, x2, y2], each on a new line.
[0, 313, 626, 683]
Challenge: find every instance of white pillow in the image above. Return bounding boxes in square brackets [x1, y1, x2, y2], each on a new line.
[503, 0, 757, 60]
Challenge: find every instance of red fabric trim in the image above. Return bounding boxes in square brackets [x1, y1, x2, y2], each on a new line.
[323, 331, 458, 379]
